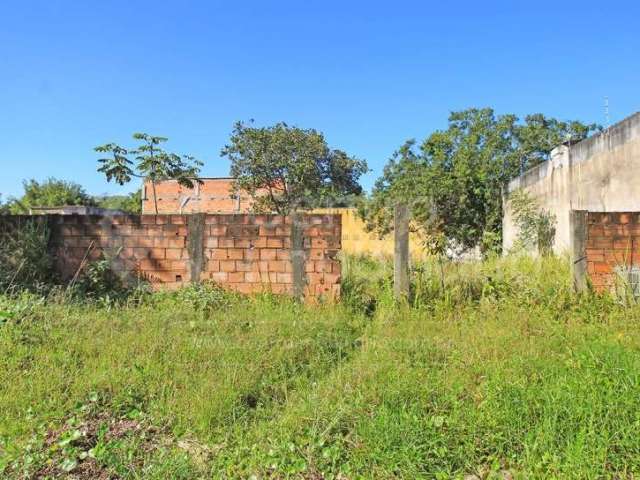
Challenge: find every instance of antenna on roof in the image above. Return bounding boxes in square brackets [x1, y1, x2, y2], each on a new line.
[604, 96, 610, 130]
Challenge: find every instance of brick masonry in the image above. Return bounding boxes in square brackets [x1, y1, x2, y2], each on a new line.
[2, 213, 342, 300]
[584, 212, 640, 292]
[142, 178, 272, 214]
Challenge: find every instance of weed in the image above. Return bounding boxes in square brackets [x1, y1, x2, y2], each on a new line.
[1, 255, 640, 478]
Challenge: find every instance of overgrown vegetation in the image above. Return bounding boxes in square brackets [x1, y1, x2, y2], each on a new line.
[509, 190, 557, 256]
[0, 217, 55, 294]
[2, 254, 639, 478]
[0, 218, 149, 304]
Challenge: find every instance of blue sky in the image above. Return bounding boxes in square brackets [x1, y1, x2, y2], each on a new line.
[1, 0, 639, 198]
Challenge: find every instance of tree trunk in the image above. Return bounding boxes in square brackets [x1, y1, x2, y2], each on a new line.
[152, 180, 158, 214]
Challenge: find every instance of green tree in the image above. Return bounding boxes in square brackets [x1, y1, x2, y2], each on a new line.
[515, 113, 598, 174]
[221, 121, 368, 214]
[94, 189, 142, 214]
[95, 133, 202, 214]
[362, 108, 599, 255]
[0, 195, 8, 214]
[7, 178, 96, 214]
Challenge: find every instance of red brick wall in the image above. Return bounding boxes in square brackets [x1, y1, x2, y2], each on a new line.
[585, 212, 640, 291]
[46, 213, 341, 299]
[142, 178, 273, 214]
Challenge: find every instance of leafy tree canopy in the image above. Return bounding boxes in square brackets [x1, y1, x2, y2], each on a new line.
[6, 178, 96, 214]
[94, 189, 142, 214]
[221, 121, 368, 214]
[361, 108, 599, 255]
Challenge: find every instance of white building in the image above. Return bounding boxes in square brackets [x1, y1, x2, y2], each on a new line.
[503, 111, 640, 254]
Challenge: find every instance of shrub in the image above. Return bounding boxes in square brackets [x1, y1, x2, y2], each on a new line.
[69, 254, 152, 307]
[0, 217, 55, 294]
[150, 281, 238, 312]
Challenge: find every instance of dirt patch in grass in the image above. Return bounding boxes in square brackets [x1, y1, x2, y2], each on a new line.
[35, 456, 112, 480]
[25, 410, 165, 479]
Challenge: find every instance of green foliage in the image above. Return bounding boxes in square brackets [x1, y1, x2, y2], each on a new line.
[0, 217, 55, 293]
[509, 189, 557, 256]
[222, 121, 369, 213]
[1, 393, 200, 478]
[362, 108, 599, 254]
[0, 292, 46, 326]
[340, 254, 394, 315]
[6, 177, 96, 214]
[94, 189, 142, 213]
[95, 133, 203, 214]
[68, 250, 152, 307]
[73, 259, 126, 299]
[151, 281, 238, 313]
[0, 195, 10, 214]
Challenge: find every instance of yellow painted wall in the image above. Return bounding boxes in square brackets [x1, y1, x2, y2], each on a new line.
[311, 208, 426, 259]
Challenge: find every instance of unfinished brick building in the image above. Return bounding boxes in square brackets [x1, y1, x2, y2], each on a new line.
[142, 178, 270, 214]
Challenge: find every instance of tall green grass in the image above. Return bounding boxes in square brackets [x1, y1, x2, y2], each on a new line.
[0, 217, 55, 295]
[1, 255, 639, 478]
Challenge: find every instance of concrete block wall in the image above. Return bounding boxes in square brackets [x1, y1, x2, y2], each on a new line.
[584, 212, 640, 292]
[5, 213, 342, 299]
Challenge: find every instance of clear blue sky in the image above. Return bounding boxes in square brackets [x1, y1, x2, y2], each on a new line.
[1, 0, 639, 199]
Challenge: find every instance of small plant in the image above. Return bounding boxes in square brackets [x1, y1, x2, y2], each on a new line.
[2, 392, 198, 479]
[71, 249, 150, 306]
[153, 281, 238, 312]
[0, 292, 46, 325]
[509, 189, 556, 256]
[74, 259, 124, 298]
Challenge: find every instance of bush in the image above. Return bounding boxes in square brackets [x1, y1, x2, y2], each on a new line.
[68, 253, 152, 307]
[150, 281, 238, 312]
[0, 217, 55, 294]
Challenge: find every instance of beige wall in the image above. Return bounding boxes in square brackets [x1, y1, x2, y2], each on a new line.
[503, 111, 640, 254]
[311, 208, 427, 259]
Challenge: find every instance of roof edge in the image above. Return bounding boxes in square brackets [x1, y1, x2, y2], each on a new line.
[508, 110, 640, 192]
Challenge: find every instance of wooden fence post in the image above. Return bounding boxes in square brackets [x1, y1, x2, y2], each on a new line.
[394, 203, 410, 300]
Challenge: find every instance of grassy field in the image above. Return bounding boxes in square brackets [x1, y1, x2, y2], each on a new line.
[2, 255, 640, 479]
